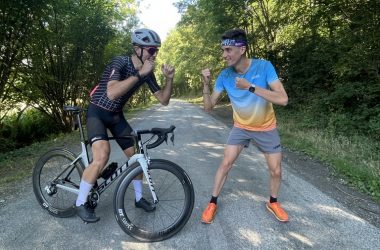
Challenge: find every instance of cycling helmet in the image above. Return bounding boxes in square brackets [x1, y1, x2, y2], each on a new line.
[132, 28, 161, 47]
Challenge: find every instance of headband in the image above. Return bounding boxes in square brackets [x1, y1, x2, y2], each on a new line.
[221, 39, 247, 47]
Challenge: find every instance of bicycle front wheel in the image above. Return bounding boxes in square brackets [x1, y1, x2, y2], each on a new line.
[32, 148, 85, 217]
[114, 159, 194, 242]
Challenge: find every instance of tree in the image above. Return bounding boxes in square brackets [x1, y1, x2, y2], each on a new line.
[8, 0, 138, 131]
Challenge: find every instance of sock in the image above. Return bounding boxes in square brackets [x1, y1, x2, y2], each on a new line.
[133, 180, 143, 202]
[210, 196, 218, 204]
[76, 180, 93, 206]
[270, 196, 277, 203]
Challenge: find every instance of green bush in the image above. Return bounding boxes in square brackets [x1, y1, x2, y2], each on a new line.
[0, 109, 59, 153]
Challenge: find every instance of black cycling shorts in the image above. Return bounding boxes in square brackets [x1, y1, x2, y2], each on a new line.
[86, 103, 134, 150]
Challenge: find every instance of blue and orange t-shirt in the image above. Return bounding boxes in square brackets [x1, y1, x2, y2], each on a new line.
[214, 59, 279, 131]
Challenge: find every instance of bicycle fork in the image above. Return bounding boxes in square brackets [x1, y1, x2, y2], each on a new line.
[129, 154, 158, 204]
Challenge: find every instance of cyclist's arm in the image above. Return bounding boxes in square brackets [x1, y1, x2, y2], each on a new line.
[107, 57, 154, 100]
[153, 76, 173, 106]
[107, 76, 139, 100]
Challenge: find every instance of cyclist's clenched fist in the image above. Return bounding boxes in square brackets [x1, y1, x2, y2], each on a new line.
[140, 58, 156, 77]
[161, 64, 175, 79]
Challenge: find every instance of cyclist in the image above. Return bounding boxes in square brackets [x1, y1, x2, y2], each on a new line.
[200, 28, 289, 224]
[75, 28, 175, 223]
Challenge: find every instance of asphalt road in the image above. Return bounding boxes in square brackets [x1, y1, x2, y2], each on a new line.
[0, 99, 379, 249]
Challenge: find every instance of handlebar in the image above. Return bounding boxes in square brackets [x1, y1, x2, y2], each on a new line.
[135, 125, 176, 149]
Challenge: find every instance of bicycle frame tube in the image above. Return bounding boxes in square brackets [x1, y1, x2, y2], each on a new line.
[95, 154, 158, 203]
[79, 142, 89, 167]
[55, 184, 80, 195]
[134, 154, 158, 203]
[54, 155, 84, 195]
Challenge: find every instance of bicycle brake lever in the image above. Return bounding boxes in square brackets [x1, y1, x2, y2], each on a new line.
[170, 132, 174, 145]
[164, 134, 168, 145]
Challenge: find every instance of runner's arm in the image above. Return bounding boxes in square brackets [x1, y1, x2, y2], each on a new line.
[236, 78, 288, 106]
[255, 79, 288, 106]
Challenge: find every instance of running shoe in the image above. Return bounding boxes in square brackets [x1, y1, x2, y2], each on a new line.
[201, 202, 217, 224]
[266, 202, 289, 222]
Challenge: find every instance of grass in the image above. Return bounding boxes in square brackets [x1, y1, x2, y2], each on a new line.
[277, 109, 380, 201]
[0, 132, 79, 188]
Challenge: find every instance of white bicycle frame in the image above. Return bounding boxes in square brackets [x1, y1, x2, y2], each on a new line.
[54, 136, 158, 203]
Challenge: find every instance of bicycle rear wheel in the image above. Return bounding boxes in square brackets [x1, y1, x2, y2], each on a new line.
[114, 159, 194, 242]
[32, 148, 85, 217]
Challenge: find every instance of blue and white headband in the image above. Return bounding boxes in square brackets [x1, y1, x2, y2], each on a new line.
[221, 39, 247, 47]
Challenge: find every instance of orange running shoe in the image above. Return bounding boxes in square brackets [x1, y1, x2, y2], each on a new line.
[201, 202, 217, 224]
[266, 202, 289, 222]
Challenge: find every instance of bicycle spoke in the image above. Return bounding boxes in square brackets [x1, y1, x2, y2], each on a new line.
[33, 149, 84, 217]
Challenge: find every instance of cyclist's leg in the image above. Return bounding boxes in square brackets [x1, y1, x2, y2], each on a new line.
[78, 104, 110, 204]
[109, 112, 154, 211]
[75, 104, 110, 222]
[82, 140, 110, 183]
[76, 140, 110, 206]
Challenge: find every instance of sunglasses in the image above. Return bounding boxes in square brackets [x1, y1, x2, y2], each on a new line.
[145, 47, 159, 55]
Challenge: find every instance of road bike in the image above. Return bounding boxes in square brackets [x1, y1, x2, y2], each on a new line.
[32, 105, 195, 242]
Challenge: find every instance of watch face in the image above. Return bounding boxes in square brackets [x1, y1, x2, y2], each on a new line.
[249, 86, 255, 93]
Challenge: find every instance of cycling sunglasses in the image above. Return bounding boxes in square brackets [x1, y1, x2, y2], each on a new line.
[145, 47, 159, 55]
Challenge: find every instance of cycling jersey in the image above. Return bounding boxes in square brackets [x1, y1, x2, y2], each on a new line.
[90, 56, 161, 112]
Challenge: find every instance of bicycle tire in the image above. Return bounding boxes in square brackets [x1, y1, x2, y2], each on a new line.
[32, 147, 85, 218]
[113, 159, 194, 242]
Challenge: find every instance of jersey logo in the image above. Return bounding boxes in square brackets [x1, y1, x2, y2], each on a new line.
[251, 74, 260, 80]
[109, 69, 115, 79]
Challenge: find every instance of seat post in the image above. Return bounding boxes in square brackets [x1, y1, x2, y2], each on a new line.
[76, 112, 86, 142]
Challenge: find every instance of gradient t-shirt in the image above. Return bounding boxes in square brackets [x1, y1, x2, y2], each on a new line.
[214, 59, 278, 131]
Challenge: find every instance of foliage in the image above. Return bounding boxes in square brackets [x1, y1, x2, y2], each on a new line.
[0, 0, 138, 132]
[166, 0, 380, 140]
[0, 108, 58, 152]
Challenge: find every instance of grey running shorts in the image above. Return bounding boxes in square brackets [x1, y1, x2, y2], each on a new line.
[227, 126, 282, 153]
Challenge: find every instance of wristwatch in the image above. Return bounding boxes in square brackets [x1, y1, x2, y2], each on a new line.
[133, 71, 142, 81]
[248, 84, 256, 93]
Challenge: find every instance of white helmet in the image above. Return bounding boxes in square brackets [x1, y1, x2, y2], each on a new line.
[132, 28, 161, 47]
